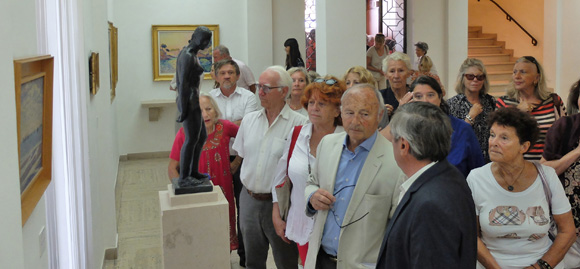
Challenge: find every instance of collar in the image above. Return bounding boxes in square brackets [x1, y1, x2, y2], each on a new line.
[342, 130, 378, 153]
[213, 86, 240, 97]
[401, 162, 437, 192]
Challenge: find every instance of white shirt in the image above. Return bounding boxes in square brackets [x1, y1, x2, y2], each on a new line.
[271, 123, 344, 245]
[397, 162, 436, 205]
[233, 105, 308, 193]
[210, 86, 259, 155]
[233, 58, 256, 91]
[467, 163, 570, 269]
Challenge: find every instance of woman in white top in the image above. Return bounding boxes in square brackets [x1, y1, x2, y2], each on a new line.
[272, 76, 346, 266]
[366, 33, 389, 90]
[467, 107, 575, 269]
[286, 67, 310, 117]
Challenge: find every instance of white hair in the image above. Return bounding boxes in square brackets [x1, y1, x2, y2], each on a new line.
[266, 65, 293, 99]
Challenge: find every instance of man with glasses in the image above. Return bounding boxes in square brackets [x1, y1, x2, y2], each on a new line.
[233, 65, 307, 269]
[304, 84, 404, 269]
[376, 102, 476, 268]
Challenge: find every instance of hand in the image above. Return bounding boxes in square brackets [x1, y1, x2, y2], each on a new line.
[399, 92, 413, 105]
[309, 189, 336, 211]
[230, 162, 239, 174]
[385, 104, 394, 116]
[517, 98, 534, 112]
[468, 103, 483, 119]
[272, 213, 291, 243]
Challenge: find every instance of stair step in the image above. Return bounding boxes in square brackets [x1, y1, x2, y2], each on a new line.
[469, 53, 512, 63]
[487, 71, 513, 81]
[469, 45, 504, 54]
[468, 26, 482, 32]
[489, 81, 510, 96]
[469, 38, 496, 46]
[485, 62, 515, 72]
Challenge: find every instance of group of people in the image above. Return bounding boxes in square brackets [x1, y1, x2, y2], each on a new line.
[168, 40, 580, 269]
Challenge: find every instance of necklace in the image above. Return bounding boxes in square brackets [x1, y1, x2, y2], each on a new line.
[500, 163, 526, 191]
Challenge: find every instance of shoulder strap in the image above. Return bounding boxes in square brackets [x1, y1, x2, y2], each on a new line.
[534, 162, 552, 210]
[286, 126, 303, 175]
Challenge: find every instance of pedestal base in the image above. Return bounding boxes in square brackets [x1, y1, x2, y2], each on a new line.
[159, 183, 229, 268]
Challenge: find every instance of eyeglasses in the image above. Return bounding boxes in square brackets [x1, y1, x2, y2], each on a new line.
[313, 78, 338, 86]
[256, 84, 283, 94]
[329, 185, 369, 229]
[523, 56, 540, 73]
[464, 74, 486, 81]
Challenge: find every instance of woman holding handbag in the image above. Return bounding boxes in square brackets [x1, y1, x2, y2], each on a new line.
[271, 76, 346, 266]
[467, 107, 575, 269]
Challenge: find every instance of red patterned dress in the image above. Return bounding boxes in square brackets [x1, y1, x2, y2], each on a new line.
[170, 119, 239, 250]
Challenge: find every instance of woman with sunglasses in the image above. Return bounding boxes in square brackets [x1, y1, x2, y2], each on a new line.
[409, 76, 484, 178]
[497, 56, 566, 161]
[271, 76, 346, 266]
[448, 58, 496, 162]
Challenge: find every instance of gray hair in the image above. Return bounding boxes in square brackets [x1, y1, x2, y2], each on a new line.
[341, 83, 386, 121]
[199, 92, 222, 119]
[382, 51, 412, 73]
[266, 65, 293, 99]
[213, 44, 230, 57]
[389, 102, 452, 161]
[454, 58, 490, 95]
[287, 67, 311, 85]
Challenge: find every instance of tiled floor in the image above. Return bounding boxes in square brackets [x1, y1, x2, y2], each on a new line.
[105, 157, 277, 269]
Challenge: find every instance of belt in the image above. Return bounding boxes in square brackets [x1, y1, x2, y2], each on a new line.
[246, 189, 272, 201]
[320, 249, 338, 263]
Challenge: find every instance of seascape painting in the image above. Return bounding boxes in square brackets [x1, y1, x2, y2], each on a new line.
[19, 76, 44, 193]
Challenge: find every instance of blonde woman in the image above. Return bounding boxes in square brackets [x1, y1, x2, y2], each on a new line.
[287, 67, 310, 116]
[342, 66, 376, 89]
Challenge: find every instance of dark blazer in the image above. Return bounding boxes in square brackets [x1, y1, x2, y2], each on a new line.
[376, 160, 477, 269]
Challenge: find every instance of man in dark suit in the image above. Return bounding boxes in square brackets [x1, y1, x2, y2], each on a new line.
[376, 102, 477, 268]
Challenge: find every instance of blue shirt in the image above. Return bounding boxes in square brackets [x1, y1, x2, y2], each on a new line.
[447, 115, 485, 178]
[320, 131, 378, 256]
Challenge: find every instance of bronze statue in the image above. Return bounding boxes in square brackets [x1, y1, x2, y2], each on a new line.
[173, 26, 213, 194]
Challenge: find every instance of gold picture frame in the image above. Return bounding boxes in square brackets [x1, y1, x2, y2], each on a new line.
[89, 52, 100, 95]
[151, 24, 219, 81]
[108, 22, 118, 102]
[14, 55, 54, 225]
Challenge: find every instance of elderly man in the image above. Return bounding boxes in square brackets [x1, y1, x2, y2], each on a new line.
[209, 59, 259, 267]
[304, 84, 404, 269]
[232, 66, 307, 269]
[213, 44, 257, 93]
[376, 102, 477, 268]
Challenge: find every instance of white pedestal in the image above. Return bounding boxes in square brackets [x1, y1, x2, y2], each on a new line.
[159, 183, 230, 269]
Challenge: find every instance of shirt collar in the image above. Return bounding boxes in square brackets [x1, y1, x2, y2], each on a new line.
[401, 161, 437, 192]
[214, 86, 240, 97]
[342, 130, 378, 153]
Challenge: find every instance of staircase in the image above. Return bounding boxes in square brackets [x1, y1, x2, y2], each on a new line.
[468, 26, 515, 97]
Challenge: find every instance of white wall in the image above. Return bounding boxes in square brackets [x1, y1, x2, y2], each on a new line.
[83, 0, 120, 266]
[544, 0, 580, 104]
[316, 0, 366, 77]
[273, 0, 305, 67]
[407, 0, 468, 96]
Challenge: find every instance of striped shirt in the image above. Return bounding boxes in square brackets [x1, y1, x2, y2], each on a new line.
[496, 94, 565, 161]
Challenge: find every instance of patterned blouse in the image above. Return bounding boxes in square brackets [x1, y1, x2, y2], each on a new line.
[448, 94, 496, 163]
[496, 94, 566, 161]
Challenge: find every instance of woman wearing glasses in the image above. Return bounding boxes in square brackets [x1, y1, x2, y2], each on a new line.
[497, 56, 566, 161]
[448, 58, 496, 162]
[271, 76, 345, 266]
[409, 76, 484, 177]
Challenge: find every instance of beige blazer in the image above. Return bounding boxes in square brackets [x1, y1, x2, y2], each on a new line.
[304, 132, 404, 269]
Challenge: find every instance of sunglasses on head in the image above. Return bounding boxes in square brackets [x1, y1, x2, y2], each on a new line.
[523, 56, 540, 73]
[464, 74, 486, 81]
[313, 78, 338, 86]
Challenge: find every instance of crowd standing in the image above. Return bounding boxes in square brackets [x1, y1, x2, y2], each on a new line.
[167, 38, 580, 269]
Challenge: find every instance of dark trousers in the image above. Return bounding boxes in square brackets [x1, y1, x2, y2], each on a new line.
[316, 248, 337, 269]
[230, 156, 245, 263]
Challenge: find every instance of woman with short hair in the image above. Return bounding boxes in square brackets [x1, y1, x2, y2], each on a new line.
[468, 107, 575, 269]
[342, 66, 376, 89]
[380, 51, 414, 116]
[287, 67, 310, 116]
[366, 33, 389, 89]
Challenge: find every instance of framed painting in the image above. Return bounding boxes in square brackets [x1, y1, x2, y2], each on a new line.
[151, 24, 219, 81]
[108, 22, 118, 102]
[89, 52, 100, 95]
[13, 55, 54, 225]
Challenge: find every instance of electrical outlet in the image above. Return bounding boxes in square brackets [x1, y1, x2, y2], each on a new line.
[39, 226, 46, 257]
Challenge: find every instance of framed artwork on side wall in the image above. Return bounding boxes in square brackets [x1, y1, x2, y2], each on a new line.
[151, 24, 219, 81]
[13, 55, 54, 225]
[89, 52, 100, 95]
[109, 21, 118, 102]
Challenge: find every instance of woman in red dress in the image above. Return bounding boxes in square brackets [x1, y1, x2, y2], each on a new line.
[169, 93, 240, 251]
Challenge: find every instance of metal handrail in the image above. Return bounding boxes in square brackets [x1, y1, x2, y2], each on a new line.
[478, 0, 538, 46]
